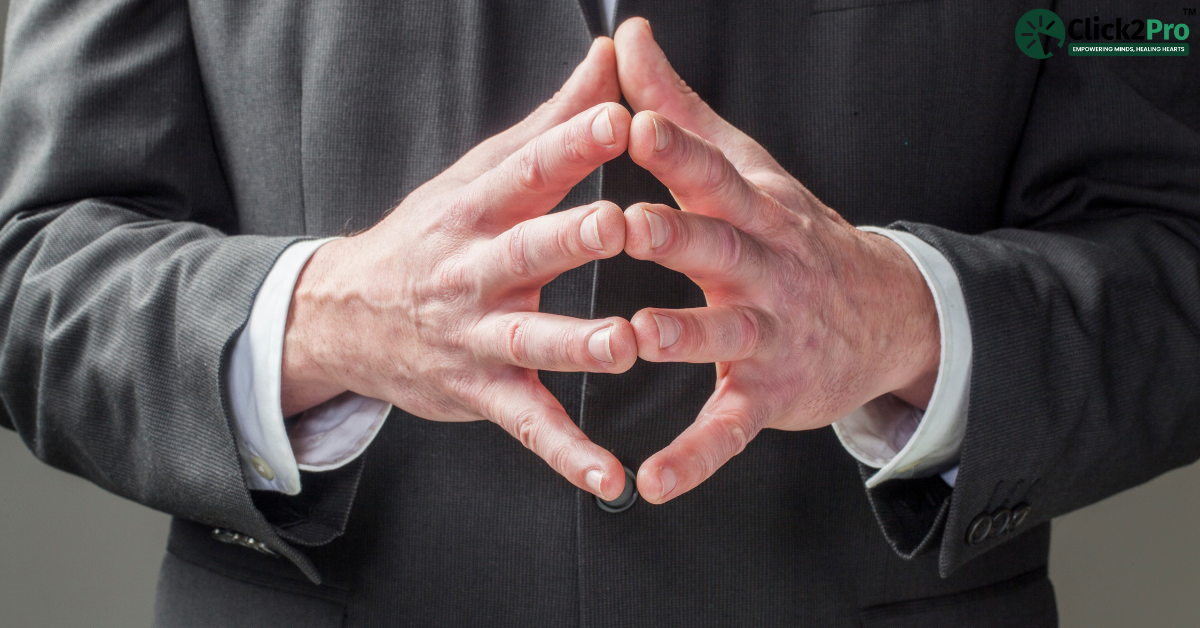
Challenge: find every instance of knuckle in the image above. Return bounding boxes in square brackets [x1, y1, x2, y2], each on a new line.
[667, 127, 694, 171]
[503, 315, 530, 365]
[712, 414, 752, 457]
[561, 123, 590, 165]
[446, 372, 484, 404]
[442, 194, 475, 226]
[427, 258, 473, 304]
[677, 437, 715, 481]
[514, 140, 547, 193]
[510, 410, 543, 451]
[504, 223, 532, 279]
[541, 90, 564, 112]
[547, 440, 577, 476]
[733, 307, 766, 356]
[701, 144, 729, 193]
[552, 216, 578, 258]
[713, 224, 746, 276]
[677, 76, 699, 100]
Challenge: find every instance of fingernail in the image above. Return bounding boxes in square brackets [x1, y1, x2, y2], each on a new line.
[652, 313, 681, 349]
[588, 326, 614, 363]
[581, 210, 604, 250]
[586, 469, 606, 497]
[643, 208, 668, 248]
[592, 108, 616, 146]
[657, 467, 677, 500]
[652, 116, 669, 152]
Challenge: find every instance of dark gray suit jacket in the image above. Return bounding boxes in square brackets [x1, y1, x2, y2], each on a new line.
[2, 0, 1198, 625]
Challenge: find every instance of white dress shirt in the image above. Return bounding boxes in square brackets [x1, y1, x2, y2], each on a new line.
[226, 1, 970, 495]
[227, 238, 391, 495]
[227, 227, 969, 495]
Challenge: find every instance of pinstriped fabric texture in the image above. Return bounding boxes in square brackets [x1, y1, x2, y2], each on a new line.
[1, 0, 1197, 625]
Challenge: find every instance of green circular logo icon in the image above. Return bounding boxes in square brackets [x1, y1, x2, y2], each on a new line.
[1015, 9, 1065, 59]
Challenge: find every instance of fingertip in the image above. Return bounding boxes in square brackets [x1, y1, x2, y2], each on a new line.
[605, 102, 633, 129]
[579, 445, 627, 499]
[585, 468, 604, 494]
[614, 16, 651, 43]
[636, 459, 677, 504]
[630, 308, 667, 361]
[563, 37, 619, 111]
[602, 316, 638, 372]
[622, 203, 649, 257]
[615, 17, 676, 115]
[582, 103, 631, 158]
[590, 34, 614, 52]
[590, 38, 620, 104]
[591, 35, 616, 66]
[627, 111, 663, 165]
[604, 466, 627, 502]
[600, 102, 632, 150]
[600, 456, 629, 501]
[585, 201, 626, 257]
[622, 202, 672, 260]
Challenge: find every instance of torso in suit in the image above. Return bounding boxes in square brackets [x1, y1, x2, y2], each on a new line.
[1, 0, 1197, 626]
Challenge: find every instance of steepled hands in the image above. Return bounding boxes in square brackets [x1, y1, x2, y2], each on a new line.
[281, 22, 941, 506]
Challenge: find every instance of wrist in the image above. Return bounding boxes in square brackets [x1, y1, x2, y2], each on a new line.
[281, 239, 352, 416]
[862, 232, 940, 409]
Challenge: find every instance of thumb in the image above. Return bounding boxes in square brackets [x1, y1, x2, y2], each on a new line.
[613, 18, 769, 174]
[480, 37, 620, 164]
[536, 36, 622, 129]
[613, 18, 726, 141]
[437, 37, 620, 190]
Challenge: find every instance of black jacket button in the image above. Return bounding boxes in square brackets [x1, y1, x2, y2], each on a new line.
[989, 507, 1012, 537]
[596, 466, 639, 513]
[966, 513, 992, 545]
[1010, 503, 1032, 529]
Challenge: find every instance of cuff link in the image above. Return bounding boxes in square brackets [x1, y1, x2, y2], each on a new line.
[251, 455, 276, 481]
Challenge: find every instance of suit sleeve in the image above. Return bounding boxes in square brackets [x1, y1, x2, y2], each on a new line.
[862, 22, 1200, 577]
[0, 0, 345, 582]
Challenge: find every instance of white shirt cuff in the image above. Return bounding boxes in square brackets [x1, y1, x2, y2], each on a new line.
[832, 227, 972, 489]
[227, 238, 392, 495]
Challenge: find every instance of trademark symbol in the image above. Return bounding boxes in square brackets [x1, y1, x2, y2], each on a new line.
[1185, 7, 1197, 15]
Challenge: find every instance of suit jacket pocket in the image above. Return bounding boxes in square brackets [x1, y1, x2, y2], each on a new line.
[157, 518, 349, 628]
[860, 567, 1056, 628]
[154, 553, 347, 628]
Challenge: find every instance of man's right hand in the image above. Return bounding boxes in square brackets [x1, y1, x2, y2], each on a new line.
[279, 38, 635, 501]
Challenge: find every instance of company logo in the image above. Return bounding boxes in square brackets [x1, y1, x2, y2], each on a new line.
[1015, 9, 1065, 59]
[1016, 9, 1190, 57]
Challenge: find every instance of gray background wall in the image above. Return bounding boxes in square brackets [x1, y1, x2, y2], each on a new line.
[1, 2, 1198, 625]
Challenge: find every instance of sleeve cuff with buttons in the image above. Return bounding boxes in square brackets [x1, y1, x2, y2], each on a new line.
[831, 227, 971, 489]
[227, 238, 392, 495]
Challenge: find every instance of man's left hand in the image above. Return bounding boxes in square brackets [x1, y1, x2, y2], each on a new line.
[614, 18, 943, 504]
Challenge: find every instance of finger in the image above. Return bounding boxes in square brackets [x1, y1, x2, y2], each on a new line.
[440, 37, 621, 188]
[463, 102, 631, 229]
[637, 385, 768, 504]
[472, 312, 637, 373]
[630, 305, 771, 363]
[613, 18, 776, 175]
[484, 202, 626, 289]
[628, 114, 777, 233]
[482, 374, 627, 500]
[623, 203, 766, 287]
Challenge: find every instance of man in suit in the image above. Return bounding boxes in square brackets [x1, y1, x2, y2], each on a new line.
[1, 0, 1197, 625]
